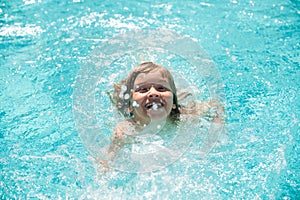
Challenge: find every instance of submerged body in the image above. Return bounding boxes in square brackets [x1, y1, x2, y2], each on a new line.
[101, 62, 224, 171]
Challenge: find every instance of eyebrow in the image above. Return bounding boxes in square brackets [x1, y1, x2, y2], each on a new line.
[134, 83, 172, 91]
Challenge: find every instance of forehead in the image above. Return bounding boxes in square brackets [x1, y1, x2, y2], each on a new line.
[134, 70, 170, 86]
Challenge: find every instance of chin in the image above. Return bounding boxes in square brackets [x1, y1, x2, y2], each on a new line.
[147, 108, 168, 121]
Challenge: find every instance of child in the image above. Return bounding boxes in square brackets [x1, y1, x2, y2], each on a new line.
[100, 62, 224, 172]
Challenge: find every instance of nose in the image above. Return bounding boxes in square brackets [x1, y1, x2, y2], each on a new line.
[147, 86, 160, 98]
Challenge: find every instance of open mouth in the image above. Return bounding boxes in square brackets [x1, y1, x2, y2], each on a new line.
[145, 102, 164, 110]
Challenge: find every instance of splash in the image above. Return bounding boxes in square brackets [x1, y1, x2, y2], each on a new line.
[72, 29, 225, 173]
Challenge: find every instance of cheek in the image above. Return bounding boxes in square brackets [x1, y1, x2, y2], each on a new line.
[132, 93, 143, 104]
[164, 93, 174, 110]
[166, 93, 174, 103]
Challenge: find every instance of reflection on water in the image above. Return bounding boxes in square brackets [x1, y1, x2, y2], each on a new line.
[1, 0, 299, 199]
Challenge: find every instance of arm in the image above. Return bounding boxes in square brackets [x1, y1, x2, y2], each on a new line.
[98, 121, 135, 172]
[98, 126, 125, 173]
[107, 125, 126, 160]
[180, 100, 225, 123]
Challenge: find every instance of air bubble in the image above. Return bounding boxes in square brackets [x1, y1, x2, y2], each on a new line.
[121, 85, 127, 92]
[132, 101, 139, 107]
[124, 93, 130, 100]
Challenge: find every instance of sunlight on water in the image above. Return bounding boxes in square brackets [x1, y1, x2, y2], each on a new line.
[1, 0, 299, 199]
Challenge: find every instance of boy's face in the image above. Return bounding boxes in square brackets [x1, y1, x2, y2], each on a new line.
[131, 70, 174, 125]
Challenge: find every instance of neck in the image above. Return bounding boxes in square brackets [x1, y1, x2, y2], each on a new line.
[131, 117, 167, 133]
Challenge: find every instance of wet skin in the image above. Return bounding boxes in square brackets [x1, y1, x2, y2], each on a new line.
[131, 71, 174, 125]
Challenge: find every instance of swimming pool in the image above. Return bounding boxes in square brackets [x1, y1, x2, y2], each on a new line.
[1, 0, 299, 199]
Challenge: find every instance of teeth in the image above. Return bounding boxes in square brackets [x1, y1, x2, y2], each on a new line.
[145, 102, 162, 109]
[152, 103, 158, 110]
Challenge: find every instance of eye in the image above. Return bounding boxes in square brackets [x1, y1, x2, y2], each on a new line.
[135, 87, 149, 93]
[156, 86, 169, 92]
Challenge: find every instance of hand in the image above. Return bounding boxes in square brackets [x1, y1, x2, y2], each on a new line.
[207, 100, 225, 123]
[97, 159, 109, 173]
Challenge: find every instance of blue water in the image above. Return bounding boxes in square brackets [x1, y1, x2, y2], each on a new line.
[1, 0, 299, 199]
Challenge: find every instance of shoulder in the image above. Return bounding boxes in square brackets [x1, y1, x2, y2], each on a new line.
[179, 101, 203, 115]
[179, 100, 225, 122]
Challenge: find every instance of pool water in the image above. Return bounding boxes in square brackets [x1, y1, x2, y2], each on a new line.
[1, 0, 299, 199]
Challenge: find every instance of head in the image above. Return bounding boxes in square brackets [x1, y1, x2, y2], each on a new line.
[113, 62, 180, 124]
